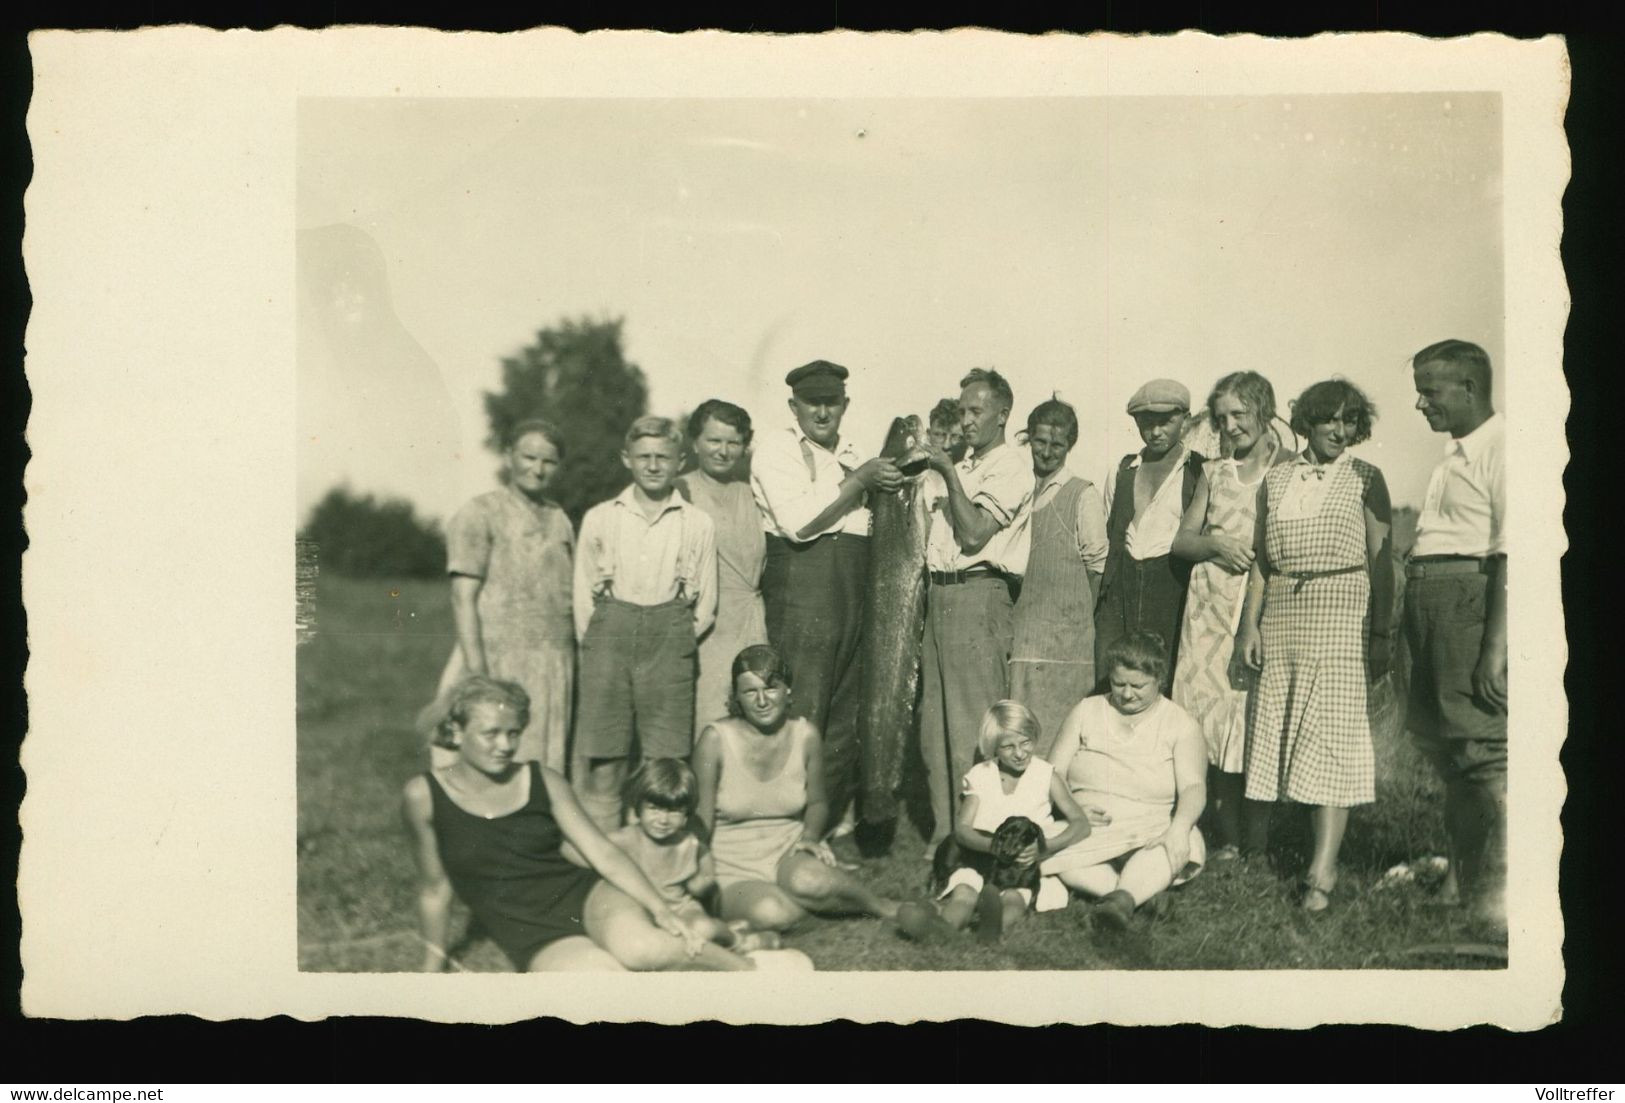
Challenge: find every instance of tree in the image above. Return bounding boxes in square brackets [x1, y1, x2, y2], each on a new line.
[483, 315, 649, 526]
[298, 486, 446, 578]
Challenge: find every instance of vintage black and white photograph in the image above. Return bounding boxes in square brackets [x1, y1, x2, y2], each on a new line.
[21, 29, 1568, 1025]
[296, 91, 1520, 973]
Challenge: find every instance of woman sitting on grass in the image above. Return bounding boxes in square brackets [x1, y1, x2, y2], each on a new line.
[1043, 631, 1209, 930]
[692, 644, 903, 932]
[402, 676, 757, 972]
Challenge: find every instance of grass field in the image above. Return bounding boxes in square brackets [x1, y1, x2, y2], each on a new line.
[297, 569, 1499, 973]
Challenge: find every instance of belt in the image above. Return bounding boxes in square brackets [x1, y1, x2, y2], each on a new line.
[1277, 563, 1363, 593]
[1406, 555, 1490, 580]
[765, 532, 868, 551]
[929, 566, 1005, 586]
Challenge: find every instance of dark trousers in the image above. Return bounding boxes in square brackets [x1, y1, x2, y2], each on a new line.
[573, 596, 696, 771]
[1094, 553, 1188, 691]
[762, 533, 869, 820]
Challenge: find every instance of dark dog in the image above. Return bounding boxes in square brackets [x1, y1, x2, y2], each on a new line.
[928, 816, 1046, 943]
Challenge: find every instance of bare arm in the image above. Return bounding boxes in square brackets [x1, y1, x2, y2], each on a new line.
[686, 844, 718, 901]
[692, 725, 723, 837]
[543, 769, 679, 921]
[942, 471, 1004, 555]
[1475, 554, 1508, 712]
[1171, 474, 1256, 574]
[792, 459, 902, 540]
[448, 575, 487, 675]
[1235, 482, 1271, 674]
[952, 792, 994, 855]
[1363, 468, 1395, 680]
[401, 777, 455, 973]
[1044, 773, 1093, 853]
[1153, 717, 1210, 874]
[797, 726, 831, 844]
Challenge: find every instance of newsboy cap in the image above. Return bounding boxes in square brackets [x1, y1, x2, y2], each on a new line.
[1125, 378, 1191, 414]
[785, 360, 850, 397]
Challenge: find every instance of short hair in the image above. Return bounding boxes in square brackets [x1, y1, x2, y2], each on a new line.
[623, 415, 682, 450]
[1205, 372, 1277, 436]
[1288, 378, 1377, 446]
[434, 675, 531, 749]
[687, 399, 754, 447]
[505, 417, 565, 457]
[960, 367, 1013, 414]
[1024, 395, 1079, 448]
[1412, 338, 1493, 394]
[726, 643, 794, 717]
[623, 757, 699, 815]
[976, 699, 1042, 761]
[928, 397, 962, 430]
[1100, 631, 1169, 685]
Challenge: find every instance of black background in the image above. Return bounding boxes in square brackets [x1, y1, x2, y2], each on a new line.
[1, 9, 1615, 1083]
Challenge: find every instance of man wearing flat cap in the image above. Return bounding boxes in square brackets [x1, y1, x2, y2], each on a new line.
[750, 360, 903, 833]
[1095, 378, 1206, 688]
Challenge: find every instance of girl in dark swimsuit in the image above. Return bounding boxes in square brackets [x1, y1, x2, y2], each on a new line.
[401, 676, 756, 971]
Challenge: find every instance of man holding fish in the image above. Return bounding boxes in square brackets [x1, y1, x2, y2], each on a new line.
[750, 360, 904, 841]
[916, 368, 1034, 852]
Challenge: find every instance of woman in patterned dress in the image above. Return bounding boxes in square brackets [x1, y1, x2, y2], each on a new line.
[1235, 380, 1394, 912]
[1171, 372, 1290, 860]
[677, 400, 770, 734]
[425, 419, 576, 773]
[1007, 398, 1109, 754]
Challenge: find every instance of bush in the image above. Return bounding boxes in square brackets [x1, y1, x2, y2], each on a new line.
[298, 486, 446, 578]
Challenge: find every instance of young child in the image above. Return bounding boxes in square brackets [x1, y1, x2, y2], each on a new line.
[1095, 378, 1207, 691]
[607, 758, 781, 955]
[897, 701, 1093, 943]
[572, 416, 718, 832]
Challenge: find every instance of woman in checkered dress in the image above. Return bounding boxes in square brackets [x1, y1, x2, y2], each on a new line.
[1235, 379, 1394, 913]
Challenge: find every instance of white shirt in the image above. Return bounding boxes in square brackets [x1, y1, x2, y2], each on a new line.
[925, 440, 1033, 573]
[573, 485, 718, 639]
[1413, 412, 1506, 557]
[749, 425, 871, 542]
[1102, 445, 1190, 560]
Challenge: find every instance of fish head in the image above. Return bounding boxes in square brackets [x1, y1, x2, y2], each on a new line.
[883, 414, 932, 476]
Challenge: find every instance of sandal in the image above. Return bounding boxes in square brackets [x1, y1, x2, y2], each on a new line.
[1300, 873, 1338, 914]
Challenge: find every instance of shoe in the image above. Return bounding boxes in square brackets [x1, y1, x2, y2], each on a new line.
[895, 901, 958, 944]
[746, 948, 815, 971]
[1301, 874, 1337, 915]
[1091, 890, 1136, 932]
[1210, 844, 1241, 863]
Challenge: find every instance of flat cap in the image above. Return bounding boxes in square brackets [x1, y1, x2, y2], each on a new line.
[1126, 378, 1191, 415]
[785, 359, 849, 397]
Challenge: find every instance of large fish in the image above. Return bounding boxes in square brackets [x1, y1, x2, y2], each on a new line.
[858, 415, 933, 824]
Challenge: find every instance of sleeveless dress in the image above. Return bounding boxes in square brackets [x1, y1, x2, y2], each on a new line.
[607, 824, 707, 921]
[711, 719, 810, 887]
[431, 487, 576, 772]
[1245, 455, 1381, 807]
[426, 761, 599, 970]
[1041, 695, 1206, 881]
[1172, 457, 1271, 773]
[943, 758, 1070, 911]
[678, 472, 769, 732]
[1008, 476, 1103, 754]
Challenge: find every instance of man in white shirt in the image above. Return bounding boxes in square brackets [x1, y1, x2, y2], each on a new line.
[917, 368, 1034, 849]
[1095, 379, 1206, 690]
[1405, 339, 1507, 937]
[750, 360, 901, 834]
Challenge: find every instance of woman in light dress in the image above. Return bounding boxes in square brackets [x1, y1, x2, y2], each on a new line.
[1171, 372, 1292, 860]
[692, 644, 901, 933]
[1235, 379, 1394, 913]
[1043, 631, 1208, 930]
[423, 419, 575, 771]
[676, 399, 770, 734]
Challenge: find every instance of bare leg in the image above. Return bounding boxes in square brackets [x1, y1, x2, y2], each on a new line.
[584, 882, 754, 971]
[1304, 806, 1349, 911]
[938, 884, 980, 931]
[1058, 863, 1119, 899]
[777, 852, 900, 920]
[1117, 845, 1177, 906]
[528, 935, 626, 972]
[719, 879, 809, 933]
[998, 890, 1029, 930]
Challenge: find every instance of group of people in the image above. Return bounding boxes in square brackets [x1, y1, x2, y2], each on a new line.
[402, 338, 1508, 971]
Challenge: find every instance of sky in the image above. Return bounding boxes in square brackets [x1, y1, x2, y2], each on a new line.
[296, 94, 1503, 524]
